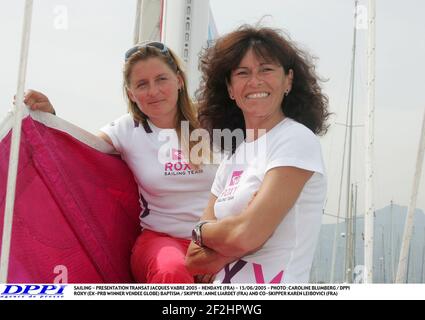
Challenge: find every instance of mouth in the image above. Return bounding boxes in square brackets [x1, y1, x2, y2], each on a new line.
[245, 92, 270, 99]
[148, 99, 165, 105]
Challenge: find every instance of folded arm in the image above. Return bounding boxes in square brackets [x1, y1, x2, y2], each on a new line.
[201, 166, 313, 257]
[185, 195, 237, 275]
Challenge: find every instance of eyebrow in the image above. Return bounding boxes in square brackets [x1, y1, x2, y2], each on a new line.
[134, 73, 169, 82]
[235, 62, 277, 68]
[234, 63, 278, 71]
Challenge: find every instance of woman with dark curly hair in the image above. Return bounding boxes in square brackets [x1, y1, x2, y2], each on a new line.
[186, 25, 330, 283]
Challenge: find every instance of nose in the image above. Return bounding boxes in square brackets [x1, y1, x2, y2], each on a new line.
[147, 83, 160, 96]
[247, 72, 263, 87]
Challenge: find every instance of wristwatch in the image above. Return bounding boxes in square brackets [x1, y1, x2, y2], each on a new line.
[191, 220, 213, 247]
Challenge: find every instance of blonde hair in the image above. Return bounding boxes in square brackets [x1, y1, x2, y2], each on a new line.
[123, 45, 207, 166]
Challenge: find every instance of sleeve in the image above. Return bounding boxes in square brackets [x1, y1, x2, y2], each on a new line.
[210, 159, 228, 197]
[99, 114, 131, 153]
[266, 123, 325, 176]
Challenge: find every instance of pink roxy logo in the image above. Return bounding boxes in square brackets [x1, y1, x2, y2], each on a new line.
[172, 148, 183, 161]
[229, 170, 243, 186]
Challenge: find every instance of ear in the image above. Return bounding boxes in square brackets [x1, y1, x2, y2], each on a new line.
[286, 69, 294, 90]
[177, 73, 184, 91]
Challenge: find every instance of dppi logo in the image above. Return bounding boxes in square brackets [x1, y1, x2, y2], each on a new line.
[1, 285, 66, 298]
[229, 170, 243, 186]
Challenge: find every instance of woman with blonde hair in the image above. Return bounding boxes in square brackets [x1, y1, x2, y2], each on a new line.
[24, 41, 218, 283]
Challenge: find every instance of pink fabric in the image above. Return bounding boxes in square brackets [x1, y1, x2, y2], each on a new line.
[130, 229, 194, 283]
[0, 116, 140, 283]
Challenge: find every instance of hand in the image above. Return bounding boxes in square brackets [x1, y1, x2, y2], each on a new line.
[186, 241, 236, 275]
[14, 89, 55, 114]
[194, 274, 216, 283]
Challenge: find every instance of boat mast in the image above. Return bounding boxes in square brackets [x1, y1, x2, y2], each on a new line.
[396, 109, 425, 283]
[364, 0, 376, 284]
[329, 102, 351, 282]
[389, 200, 394, 281]
[421, 227, 425, 282]
[353, 183, 358, 269]
[344, 0, 359, 283]
[133, 0, 143, 44]
[0, 0, 33, 283]
[161, 0, 210, 97]
[381, 225, 386, 282]
[133, 0, 163, 44]
[406, 227, 414, 283]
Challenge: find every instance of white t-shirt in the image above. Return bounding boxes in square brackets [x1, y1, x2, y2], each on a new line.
[211, 117, 326, 283]
[101, 114, 217, 239]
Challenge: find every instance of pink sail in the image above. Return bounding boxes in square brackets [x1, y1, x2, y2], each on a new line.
[0, 115, 140, 283]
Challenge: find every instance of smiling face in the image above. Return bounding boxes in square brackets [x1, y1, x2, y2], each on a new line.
[126, 57, 182, 127]
[227, 49, 293, 126]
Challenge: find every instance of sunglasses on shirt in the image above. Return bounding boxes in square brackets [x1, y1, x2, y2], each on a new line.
[124, 41, 169, 62]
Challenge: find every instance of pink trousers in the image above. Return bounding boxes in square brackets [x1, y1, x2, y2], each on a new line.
[130, 229, 194, 283]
